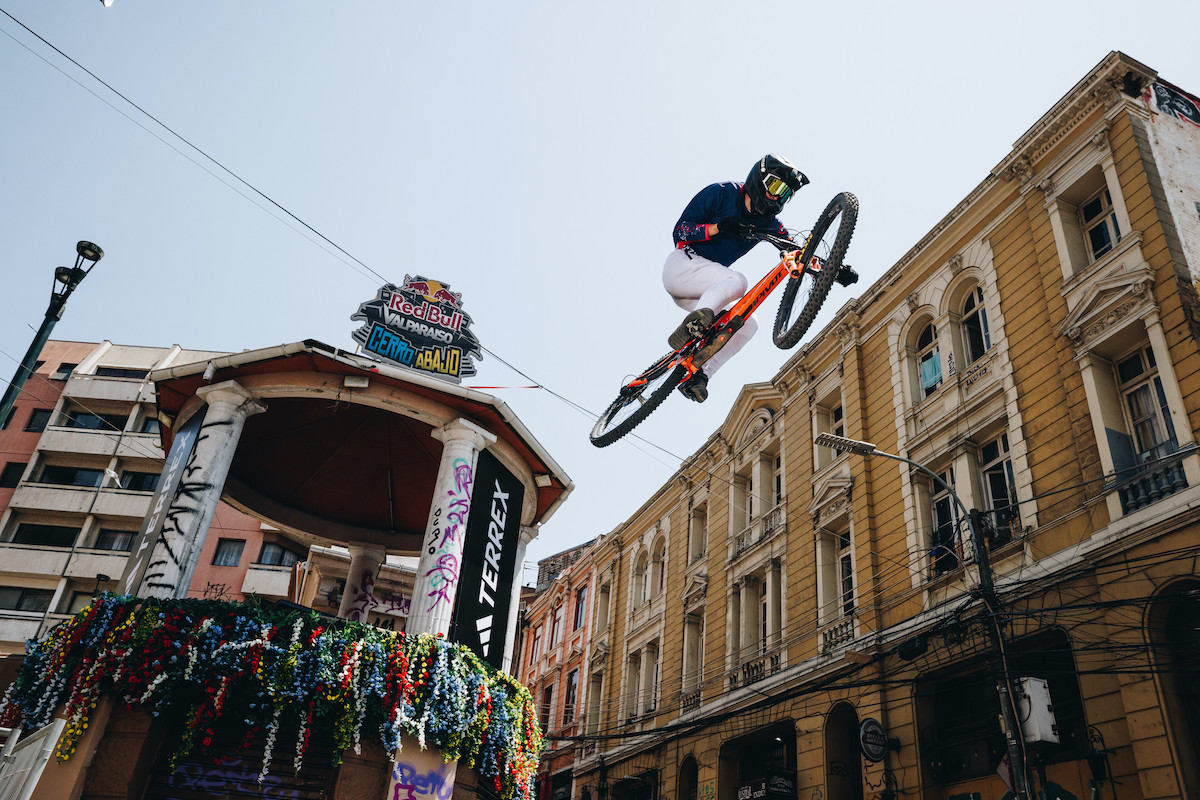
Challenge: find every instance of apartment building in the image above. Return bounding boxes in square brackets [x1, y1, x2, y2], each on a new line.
[557, 52, 1200, 800]
[0, 340, 295, 655]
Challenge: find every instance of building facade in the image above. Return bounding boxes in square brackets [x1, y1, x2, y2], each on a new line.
[561, 52, 1200, 800]
[0, 340, 278, 655]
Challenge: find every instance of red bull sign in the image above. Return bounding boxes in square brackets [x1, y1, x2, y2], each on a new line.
[351, 275, 482, 383]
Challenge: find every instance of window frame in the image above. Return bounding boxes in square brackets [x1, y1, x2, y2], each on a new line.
[211, 538, 246, 567]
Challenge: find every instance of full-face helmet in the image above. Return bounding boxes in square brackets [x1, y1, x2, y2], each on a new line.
[745, 153, 808, 216]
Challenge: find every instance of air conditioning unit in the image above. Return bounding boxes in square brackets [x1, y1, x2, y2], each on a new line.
[1015, 677, 1059, 745]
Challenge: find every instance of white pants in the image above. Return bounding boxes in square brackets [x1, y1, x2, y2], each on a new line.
[662, 248, 758, 377]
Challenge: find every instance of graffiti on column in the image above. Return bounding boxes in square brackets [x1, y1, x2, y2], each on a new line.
[423, 458, 473, 612]
[141, 418, 229, 594]
[391, 761, 454, 800]
[345, 569, 412, 622]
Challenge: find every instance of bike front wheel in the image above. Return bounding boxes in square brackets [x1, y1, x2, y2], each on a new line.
[772, 192, 858, 349]
[590, 354, 688, 447]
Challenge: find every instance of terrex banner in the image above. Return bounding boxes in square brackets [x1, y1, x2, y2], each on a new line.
[450, 449, 524, 668]
[116, 405, 208, 594]
[350, 275, 482, 383]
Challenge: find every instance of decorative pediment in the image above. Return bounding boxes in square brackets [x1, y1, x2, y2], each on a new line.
[718, 384, 782, 452]
[735, 408, 775, 451]
[1060, 263, 1155, 351]
[681, 574, 708, 607]
[589, 641, 609, 668]
[807, 474, 853, 527]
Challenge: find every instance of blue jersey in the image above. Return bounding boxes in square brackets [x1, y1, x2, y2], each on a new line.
[672, 181, 786, 266]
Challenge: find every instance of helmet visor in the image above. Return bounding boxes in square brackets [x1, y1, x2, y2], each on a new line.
[763, 174, 794, 203]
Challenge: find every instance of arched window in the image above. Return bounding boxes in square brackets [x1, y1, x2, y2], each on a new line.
[962, 286, 992, 365]
[652, 538, 667, 596]
[917, 323, 942, 399]
[635, 552, 650, 606]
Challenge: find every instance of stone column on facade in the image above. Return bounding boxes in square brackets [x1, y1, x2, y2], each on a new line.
[765, 559, 781, 650]
[728, 583, 742, 667]
[751, 454, 771, 518]
[134, 381, 265, 599]
[741, 576, 758, 657]
[501, 525, 538, 673]
[337, 543, 387, 621]
[406, 418, 497, 636]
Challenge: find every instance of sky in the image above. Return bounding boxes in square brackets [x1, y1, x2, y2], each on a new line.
[2, 1, 1200, 585]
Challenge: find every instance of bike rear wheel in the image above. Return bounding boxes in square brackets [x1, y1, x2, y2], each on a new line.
[772, 192, 858, 349]
[590, 353, 688, 447]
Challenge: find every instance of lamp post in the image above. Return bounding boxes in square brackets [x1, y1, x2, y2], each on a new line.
[0, 241, 104, 429]
[813, 432, 1031, 800]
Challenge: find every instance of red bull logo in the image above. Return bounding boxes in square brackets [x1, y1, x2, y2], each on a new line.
[400, 278, 460, 308]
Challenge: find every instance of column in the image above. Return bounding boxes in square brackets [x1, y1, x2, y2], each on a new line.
[134, 381, 265, 599]
[406, 418, 497, 636]
[728, 584, 742, 666]
[501, 525, 538, 673]
[338, 543, 387, 621]
[741, 576, 757, 655]
[765, 560, 781, 650]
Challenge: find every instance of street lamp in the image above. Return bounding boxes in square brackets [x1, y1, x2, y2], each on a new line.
[813, 431, 1032, 800]
[0, 241, 104, 429]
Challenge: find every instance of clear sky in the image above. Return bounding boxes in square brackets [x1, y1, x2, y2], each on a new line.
[3, 1, 1199, 584]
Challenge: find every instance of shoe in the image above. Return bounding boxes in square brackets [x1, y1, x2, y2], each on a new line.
[668, 308, 715, 350]
[836, 264, 859, 287]
[679, 371, 709, 403]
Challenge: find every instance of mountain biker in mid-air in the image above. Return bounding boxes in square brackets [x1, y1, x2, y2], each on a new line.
[663, 153, 855, 403]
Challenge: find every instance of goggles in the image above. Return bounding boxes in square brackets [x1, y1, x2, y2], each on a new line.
[762, 173, 794, 203]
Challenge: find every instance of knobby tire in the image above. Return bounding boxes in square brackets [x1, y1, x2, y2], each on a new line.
[772, 192, 859, 349]
[589, 354, 688, 448]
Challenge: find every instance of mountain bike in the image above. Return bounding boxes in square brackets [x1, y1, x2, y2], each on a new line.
[589, 192, 858, 448]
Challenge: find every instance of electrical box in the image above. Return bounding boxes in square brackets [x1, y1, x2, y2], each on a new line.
[1016, 676, 1059, 745]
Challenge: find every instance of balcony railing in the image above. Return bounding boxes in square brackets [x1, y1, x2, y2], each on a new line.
[732, 501, 786, 559]
[820, 617, 855, 651]
[680, 688, 700, 713]
[1112, 447, 1189, 514]
[727, 646, 782, 690]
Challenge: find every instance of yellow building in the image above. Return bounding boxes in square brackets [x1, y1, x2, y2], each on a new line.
[569, 52, 1200, 800]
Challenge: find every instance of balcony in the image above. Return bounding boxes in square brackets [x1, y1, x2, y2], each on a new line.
[819, 617, 855, 652]
[36, 427, 122, 457]
[0, 614, 43, 649]
[727, 646, 783, 690]
[730, 501, 786, 561]
[64, 549, 133, 581]
[64, 374, 154, 404]
[241, 564, 292, 597]
[7, 483, 99, 515]
[1112, 447, 1189, 514]
[0, 543, 71, 575]
[680, 688, 700, 714]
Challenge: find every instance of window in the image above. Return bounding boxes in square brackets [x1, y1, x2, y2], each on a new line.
[597, 582, 611, 628]
[1119, 347, 1179, 462]
[257, 542, 301, 567]
[139, 417, 161, 435]
[760, 580, 769, 654]
[95, 529, 134, 551]
[1, 406, 15, 430]
[652, 538, 667, 595]
[980, 434, 1018, 549]
[25, 408, 52, 433]
[1080, 186, 1121, 261]
[12, 523, 79, 547]
[563, 669, 579, 724]
[212, 538, 245, 567]
[814, 395, 845, 470]
[0, 587, 53, 613]
[635, 552, 650, 606]
[688, 503, 708, 564]
[1, 462, 26, 488]
[38, 464, 104, 488]
[550, 605, 564, 645]
[587, 673, 604, 734]
[65, 411, 128, 431]
[95, 367, 149, 379]
[917, 323, 942, 398]
[51, 363, 77, 381]
[121, 471, 161, 492]
[530, 627, 542, 665]
[838, 531, 855, 616]
[962, 287, 992, 365]
[573, 585, 588, 630]
[930, 470, 960, 577]
[540, 686, 554, 730]
[67, 591, 95, 614]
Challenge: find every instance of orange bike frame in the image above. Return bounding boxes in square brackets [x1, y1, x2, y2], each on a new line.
[676, 248, 819, 377]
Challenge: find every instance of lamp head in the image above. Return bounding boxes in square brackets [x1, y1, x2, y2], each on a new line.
[77, 241, 104, 262]
[54, 266, 73, 285]
[814, 432, 878, 456]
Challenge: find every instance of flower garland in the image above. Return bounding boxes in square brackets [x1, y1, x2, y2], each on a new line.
[0, 595, 543, 800]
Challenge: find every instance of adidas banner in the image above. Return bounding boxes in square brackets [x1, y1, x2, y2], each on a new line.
[450, 448, 524, 669]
